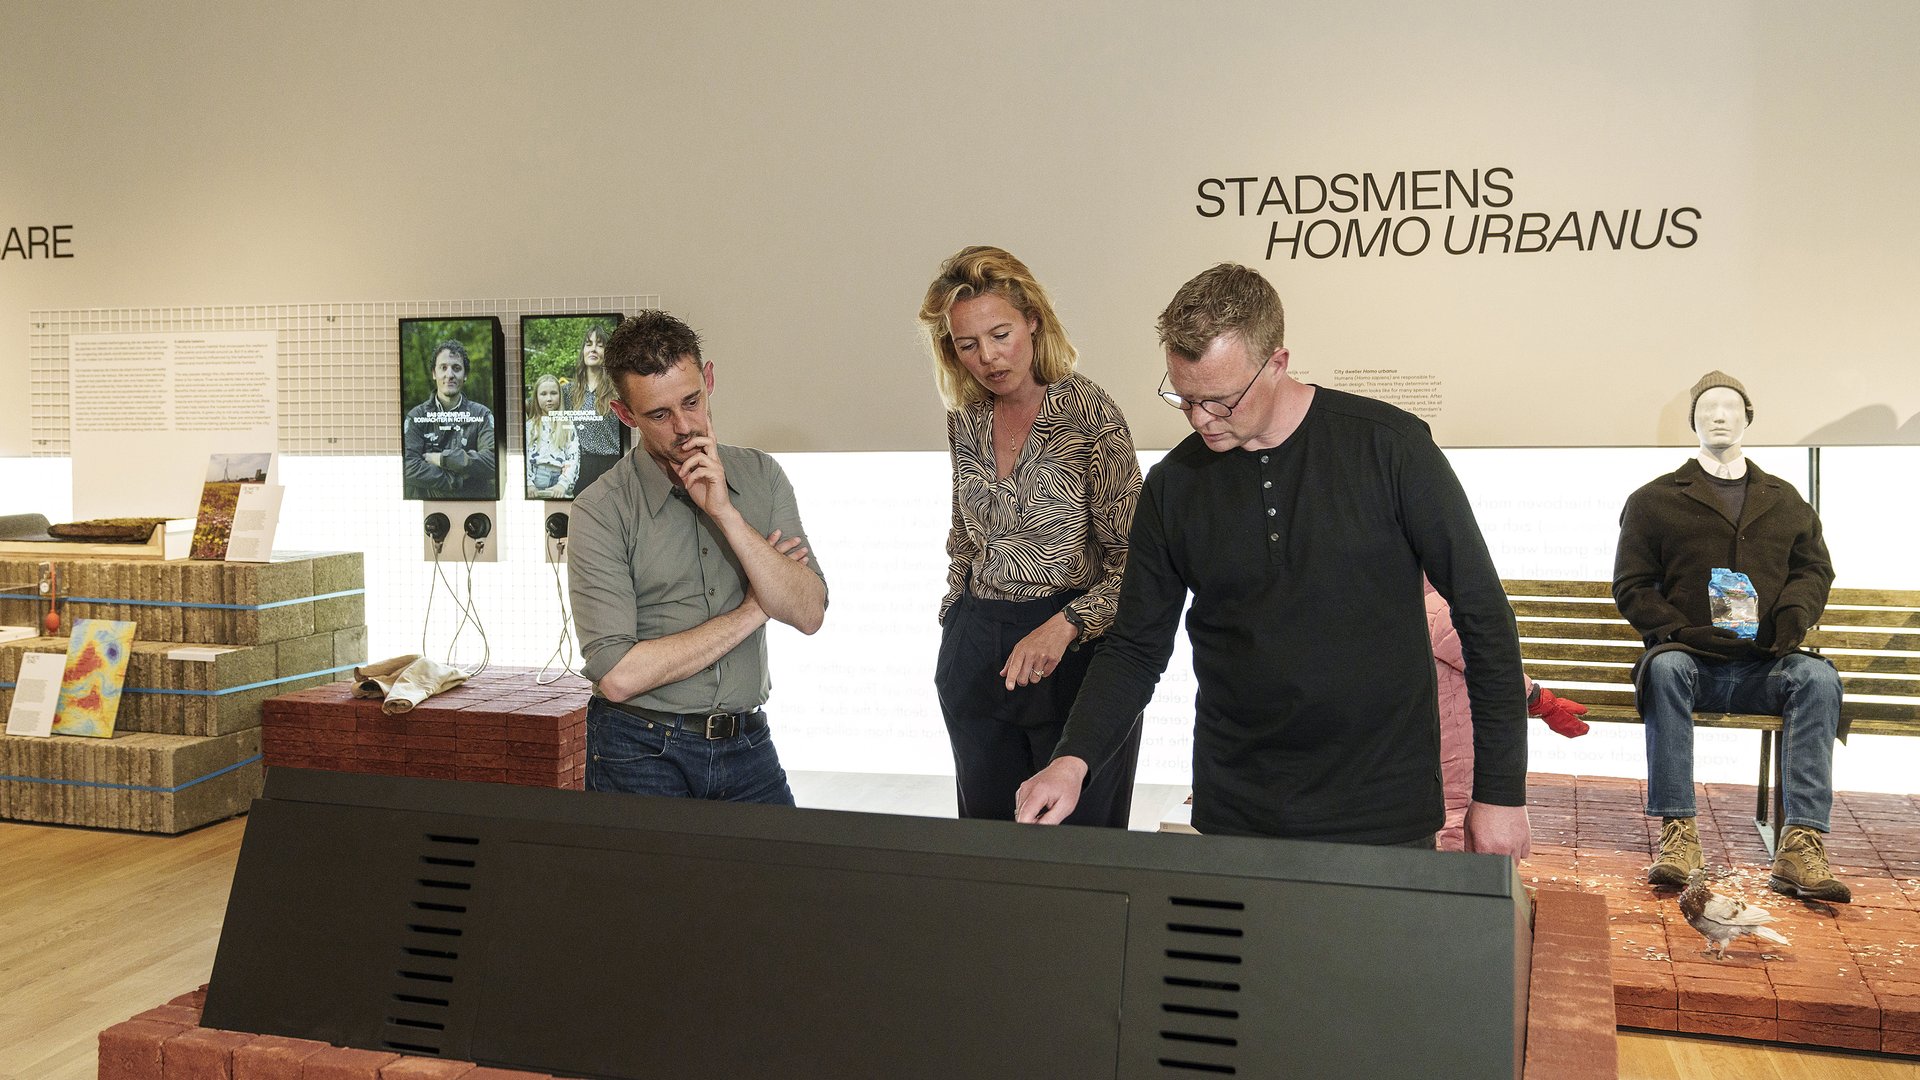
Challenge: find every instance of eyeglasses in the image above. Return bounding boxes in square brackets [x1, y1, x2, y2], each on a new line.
[1159, 364, 1265, 418]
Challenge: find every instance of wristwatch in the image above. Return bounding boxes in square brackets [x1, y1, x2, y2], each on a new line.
[1061, 606, 1086, 639]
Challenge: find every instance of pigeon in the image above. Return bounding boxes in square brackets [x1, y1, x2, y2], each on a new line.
[1678, 870, 1790, 960]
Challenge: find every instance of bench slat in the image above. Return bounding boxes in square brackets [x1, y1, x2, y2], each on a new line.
[1566, 700, 1785, 730]
[1829, 587, 1920, 607]
[1837, 674, 1920, 696]
[1850, 717, 1920, 736]
[1502, 579, 1611, 599]
[1524, 662, 1635, 684]
[1804, 628, 1920, 650]
[1818, 653, 1920, 675]
[1813, 608, 1920, 628]
[1839, 701, 1920, 724]
[1515, 618, 1641, 642]
[1532, 682, 1920, 726]
[1520, 641, 1647, 662]
[1510, 600, 1628, 619]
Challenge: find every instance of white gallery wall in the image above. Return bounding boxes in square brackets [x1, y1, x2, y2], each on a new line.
[4, 4, 1919, 795]
[4, 2, 1919, 456]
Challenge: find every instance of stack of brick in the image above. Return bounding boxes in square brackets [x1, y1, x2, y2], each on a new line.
[262, 667, 588, 790]
[1522, 888, 1620, 1080]
[99, 987, 566, 1079]
[0, 552, 366, 833]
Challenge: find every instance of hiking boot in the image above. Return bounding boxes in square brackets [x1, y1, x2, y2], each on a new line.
[1770, 825, 1852, 903]
[1648, 816, 1703, 887]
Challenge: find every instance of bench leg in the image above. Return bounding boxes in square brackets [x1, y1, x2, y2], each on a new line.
[1754, 730, 1785, 857]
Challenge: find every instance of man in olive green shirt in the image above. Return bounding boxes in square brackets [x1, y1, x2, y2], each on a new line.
[568, 311, 826, 803]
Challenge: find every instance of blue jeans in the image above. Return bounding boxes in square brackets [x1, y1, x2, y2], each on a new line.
[1639, 651, 1840, 830]
[585, 698, 795, 804]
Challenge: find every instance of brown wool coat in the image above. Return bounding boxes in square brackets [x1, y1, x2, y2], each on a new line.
[1612, 458, 1841, 733]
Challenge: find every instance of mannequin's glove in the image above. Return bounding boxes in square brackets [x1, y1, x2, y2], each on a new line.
[1671, 626, 1756, 661]
[1770, 609, 1811, 657]
[1528, 686, 1590, 738]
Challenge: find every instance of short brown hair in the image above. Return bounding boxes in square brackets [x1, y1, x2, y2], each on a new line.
[918, 245, 1077, 409]
[1156, 263, 1286, 362]
[604, 311, 702, 400]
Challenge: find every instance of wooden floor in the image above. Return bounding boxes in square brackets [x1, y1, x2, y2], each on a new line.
[2, 773, 1917, 1080]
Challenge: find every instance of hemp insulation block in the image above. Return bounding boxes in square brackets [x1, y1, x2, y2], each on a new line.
[0, 727, 262, 833]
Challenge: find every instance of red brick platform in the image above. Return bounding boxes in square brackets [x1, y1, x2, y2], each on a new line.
[100, 987, 563, 1079]
[1521, 773, 1920, 1057]
[261, 667, 589, 789]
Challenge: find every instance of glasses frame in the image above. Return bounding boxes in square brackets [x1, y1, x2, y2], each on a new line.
[1159, 362, 1266, 419]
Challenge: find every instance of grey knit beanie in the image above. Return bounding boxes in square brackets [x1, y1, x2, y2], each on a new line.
[1689, 371, 1753, 430]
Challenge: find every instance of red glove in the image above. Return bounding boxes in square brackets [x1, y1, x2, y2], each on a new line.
[1529, 686, 1589, 738]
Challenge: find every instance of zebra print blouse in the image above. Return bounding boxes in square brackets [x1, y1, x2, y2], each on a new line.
[941, 371, 1142, 641]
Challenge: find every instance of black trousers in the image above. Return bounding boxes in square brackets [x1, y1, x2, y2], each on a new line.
[934, 591, 1143, 828]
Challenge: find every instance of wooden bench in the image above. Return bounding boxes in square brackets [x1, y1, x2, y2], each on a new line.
[1504, 579, 1920, 850]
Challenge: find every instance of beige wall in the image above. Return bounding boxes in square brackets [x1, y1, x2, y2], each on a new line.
[4, 1, 1917, 456]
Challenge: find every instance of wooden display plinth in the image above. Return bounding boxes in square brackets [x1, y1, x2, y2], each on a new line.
[0, 728, 261, 834]
[0, 627, 366, 737]
[262, 667, 588, 790]
[0, 551, 365, 646]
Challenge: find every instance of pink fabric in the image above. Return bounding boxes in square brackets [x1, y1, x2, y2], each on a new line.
[1426, 577, 1536, 852]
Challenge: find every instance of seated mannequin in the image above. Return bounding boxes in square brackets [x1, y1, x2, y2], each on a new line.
[1611, 371, 1848, 902]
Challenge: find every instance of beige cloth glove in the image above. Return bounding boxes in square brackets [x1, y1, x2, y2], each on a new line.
[353, 654, 421, 699]
[382, 657, 470, 715]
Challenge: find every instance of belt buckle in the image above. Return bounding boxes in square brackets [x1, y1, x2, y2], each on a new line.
[702, 712, 737, 740]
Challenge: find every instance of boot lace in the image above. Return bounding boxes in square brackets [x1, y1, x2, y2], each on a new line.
[1658, 818, 1693, 858]
[1785, 829, 1833, 881]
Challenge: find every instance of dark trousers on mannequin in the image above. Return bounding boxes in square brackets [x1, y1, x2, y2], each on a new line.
[935, 590, 1143, 828]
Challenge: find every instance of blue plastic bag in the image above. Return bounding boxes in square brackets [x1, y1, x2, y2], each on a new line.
[1710, 567, 1759, 639]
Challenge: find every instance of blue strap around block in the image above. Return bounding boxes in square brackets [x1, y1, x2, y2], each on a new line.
[0, 753, 262, 793]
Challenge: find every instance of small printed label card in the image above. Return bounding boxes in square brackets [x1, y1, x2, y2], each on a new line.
[6, 651, 66, 737]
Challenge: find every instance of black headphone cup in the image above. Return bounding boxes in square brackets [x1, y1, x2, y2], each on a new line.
[544, 512, 569, 539]
[463, 513, 492, 540]
[423, 513, 451, 543]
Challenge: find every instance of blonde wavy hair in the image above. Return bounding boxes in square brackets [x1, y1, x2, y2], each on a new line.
[918, 245, 1077, 409]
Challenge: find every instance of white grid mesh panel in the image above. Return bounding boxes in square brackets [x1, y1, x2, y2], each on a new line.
[27, 296, 657, 456]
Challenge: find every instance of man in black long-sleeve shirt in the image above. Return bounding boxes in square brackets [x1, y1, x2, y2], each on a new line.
[1016, 264, 1530, 853]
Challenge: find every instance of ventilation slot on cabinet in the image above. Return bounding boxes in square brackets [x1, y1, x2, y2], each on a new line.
[382, 834, 481, 1056]
[1156, 897, 1246, 1076]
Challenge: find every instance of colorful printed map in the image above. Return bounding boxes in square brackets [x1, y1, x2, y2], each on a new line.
[52, 619, 136, 738]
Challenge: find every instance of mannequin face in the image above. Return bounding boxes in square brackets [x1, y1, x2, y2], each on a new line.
[1693, 386, 1749, 453]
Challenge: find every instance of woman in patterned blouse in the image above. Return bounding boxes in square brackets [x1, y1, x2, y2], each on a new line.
[918, 246, 1145, 827]
[569, 325, 626, 495]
